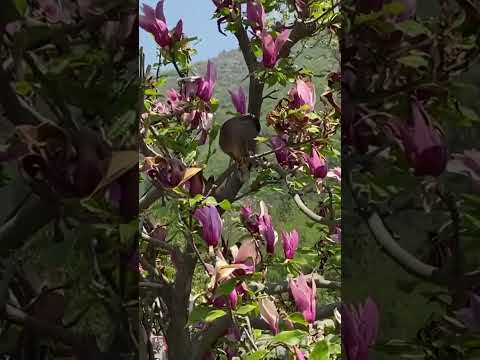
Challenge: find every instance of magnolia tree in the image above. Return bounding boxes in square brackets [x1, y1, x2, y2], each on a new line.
[343, 0, 480, 358]
[138, 0, 341, 359]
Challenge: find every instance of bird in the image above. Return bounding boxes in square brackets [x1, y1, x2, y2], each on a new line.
[219, 114, 260, 181]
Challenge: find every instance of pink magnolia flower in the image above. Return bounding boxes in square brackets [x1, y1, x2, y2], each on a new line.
[197, 61, 217, 102]
[247, 0, 266, 31]
[197, 112, 214, 144]
[304, 147, 328, 179]
[289, 79, 316, 111]
[261, 29, 291, 68]
[389, 99, 447, 177]
[282, 229, 300, 260]
[229, 87, 248, 114]
[289, 274, 316, 323]
[259, 298, 280, 334]
[327, 167, 341, 182]
[183, 111, 214, 144]
[139, 1, 183, 48]
[232, 239, 259, 274]
[209, 244, 255, 287]
[342, 297, 380, 360]
[258, 201, 277, 255]
[293, 347, 306, 360]
[166, 88, 182, 110]
[193, 205, 223, 247]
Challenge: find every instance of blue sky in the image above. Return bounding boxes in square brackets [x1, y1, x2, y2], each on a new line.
[139, 0, 238, 66]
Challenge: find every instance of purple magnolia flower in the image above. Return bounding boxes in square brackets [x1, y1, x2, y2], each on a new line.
[289, 274, 316, 323]
[304, 147, 328, 179]
[186, 173, 205, 196]
[240, 204, 260, 234]
[289, 79, 316, 111]
[259, 298, 280, 334]
[193, 205, 223, 247]
[229, 87, 248, 114]
[455, 294, 480, 331]
[37, 0, 71, 23]
[391, 100, 447, 177]
[145, 157, 186, 188]
[282, 230, 300, 260]
[247, 0, 266, 31]
[331, 226, 341, 244]
[261, 29, 291, 68]
[197, 61, 217, 102]
[342, 297, 380, 360]
[140, 1, 183, 48]
[270, 135, 297, 169]
[258, 201, 277, 255]
[240, 205, 259, 234]
[213, 288, 238, 309]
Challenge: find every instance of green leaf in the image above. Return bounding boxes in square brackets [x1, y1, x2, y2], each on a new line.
[396, 20, 430, 37]
[214, 278, 239, 297]
[310, 340, 330, 360]
[144, 88, 159, 96]
[288, 312, 308, 327]
[244, 350, 269, 360]
[210, 98, 220, 113]
[254, 136, 270, 144]
[271, 330, 307, 346]
[459, 105, 480, 122]
[383, 1, 407, 15]
[189, 194, 205, 207]
[397, 55, 429, 69]
[14, 0, 28, 16]
[204, 196, 218, 207]
[15, 81, 32, 96]
[204, 309, 227, 322]
[218, 199, 232, 211]
[236, 304, 257, 315]
[188, 305, 211, 324]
